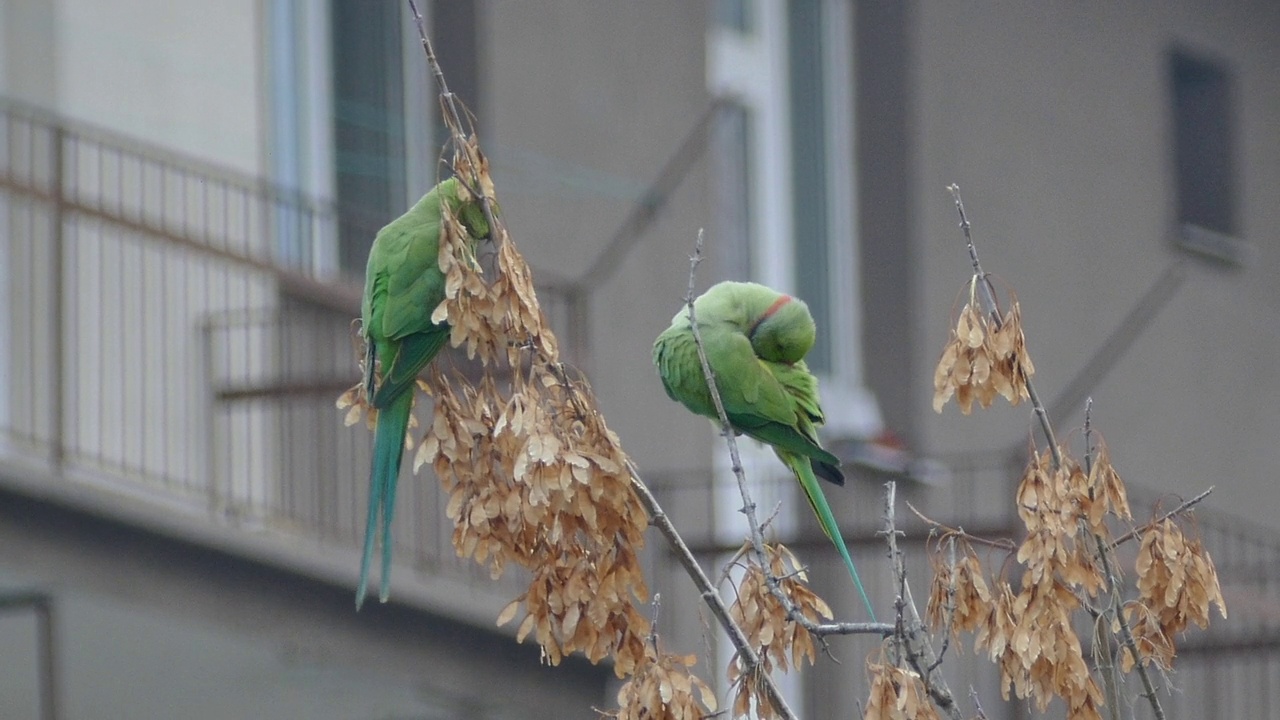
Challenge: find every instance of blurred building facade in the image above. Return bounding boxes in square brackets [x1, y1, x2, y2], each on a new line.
[0, 1, 1277, 718]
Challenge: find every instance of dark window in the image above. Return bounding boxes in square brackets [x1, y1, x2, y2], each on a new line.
[331, 0, 407, 274]
[329, 1, 480, 275]
[713, 102, 754, 281]
[789, 0, 831, 374]
[430, 0, 481, 148]
[1171, 49, 1238, 253]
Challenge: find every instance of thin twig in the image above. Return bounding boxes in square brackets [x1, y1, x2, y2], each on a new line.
[906, 501, 1018, 552]
[684, 231, 765, 564]
[1094, 614, 1122, 720]
[678, 230, 798, 720]
[948, 184, 1060, 468]
[759, 500, 785, 535]
[969, 686, 988, 720]
[406, 1, 462, 132]
[406, 0, 501, 241]
[625, 465, 795, 718]
[1096, 531, 1164, 718]
[927, 537, 957, 672]
[1109, 487, 1215, 549]
[1085, 400, 1166, 720]
[647, 593, 663, 655]
[885, 482, 964, 720]
[886, 484, 908, 666]
[1081, 403, 1123, 720]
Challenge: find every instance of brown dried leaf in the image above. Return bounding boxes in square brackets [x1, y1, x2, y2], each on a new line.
[864, 650, 943, 720]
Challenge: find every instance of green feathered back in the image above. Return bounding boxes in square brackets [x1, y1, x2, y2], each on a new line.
[362, 178, 488, 407]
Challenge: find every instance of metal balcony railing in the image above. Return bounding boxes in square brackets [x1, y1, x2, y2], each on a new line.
[0, 96, 570, 618]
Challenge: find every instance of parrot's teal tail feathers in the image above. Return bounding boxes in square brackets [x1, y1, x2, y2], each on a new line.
[835, 530, 876, 624]
[785, 452, 877, 623]
[357, 389, 413, 610]
[379, 434, 401, 603]
[356, 467, 381, 610]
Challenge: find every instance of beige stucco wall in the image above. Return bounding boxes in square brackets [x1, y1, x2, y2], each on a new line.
[910, 2, 1280, 529]
[483, 0, 716, 481]
[0, 0, 263, 174]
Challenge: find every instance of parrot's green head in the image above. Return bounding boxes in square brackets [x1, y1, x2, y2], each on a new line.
[458, 199, 490, 240]
[747, 293, 816, 365]
[440, 176, 493, 240]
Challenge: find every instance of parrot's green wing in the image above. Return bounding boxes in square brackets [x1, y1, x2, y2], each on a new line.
[365, 182, 450, 345]
[653, 310, 843, 483]
[767, 360, 844, 486]
[700, 324, 842, 475]
[653, 313, 701, 406]
[371, 331, 451, 409]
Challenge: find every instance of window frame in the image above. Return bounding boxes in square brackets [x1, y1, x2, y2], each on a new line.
[707, 0, 879, 437]
[1169, 47, 1246, 266]
[266, 0, 435, 278]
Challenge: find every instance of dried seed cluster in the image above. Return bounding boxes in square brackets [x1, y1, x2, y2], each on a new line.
[437, 363, 650, 673]
[925, 539, 991, 638]
[727, 544, 834, 719]
[1014, 449, 1108, 594]
[924, 438, 1226, 719]
[341, 136, 712, 717]
[974, 447, 1118, 718]
[730, 544, 832, 672]
[864, 651, 942, 720]
[979, 574, 1102, 718]
[927, 272, 1228, 719]
[606, 645, 718, 720]
[932, 281, 1034, 415]
[1123, 518, 1227, 671]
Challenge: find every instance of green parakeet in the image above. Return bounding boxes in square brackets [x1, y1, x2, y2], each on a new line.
[652, 281, 875, 620]
[358, 177, 489, 609]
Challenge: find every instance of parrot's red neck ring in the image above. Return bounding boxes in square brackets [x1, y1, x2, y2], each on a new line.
[748, 295, 792, 338]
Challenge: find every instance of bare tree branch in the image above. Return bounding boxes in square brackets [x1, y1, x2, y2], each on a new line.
[884, 482, 965, 720]
[947, 185, 1169, 720]
[906, 501, 1018, 552]
[948, 184, 1060, 467]
[677, 229, 799, 720]
[406, 0, 500, 239]
[1084, 405, 1166, 720]
[1109, 487, 1215, 549]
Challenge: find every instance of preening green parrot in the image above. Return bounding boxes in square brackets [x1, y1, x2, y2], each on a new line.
[652, 281, 875, 620]
[358, 177, 489, 609]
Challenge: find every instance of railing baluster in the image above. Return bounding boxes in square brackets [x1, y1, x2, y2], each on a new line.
[50, 126, 65, 467]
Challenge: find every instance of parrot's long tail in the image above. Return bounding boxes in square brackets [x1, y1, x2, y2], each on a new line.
[357, 389, 412, 610]
[783, 451, 877, 623]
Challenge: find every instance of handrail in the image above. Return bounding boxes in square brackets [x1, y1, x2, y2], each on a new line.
[0, 95, 534, 618]
[0, 95, 377, 316]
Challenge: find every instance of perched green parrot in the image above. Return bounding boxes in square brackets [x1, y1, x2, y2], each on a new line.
[358, 177, 489, 609]
[652, 281, 875, 620]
